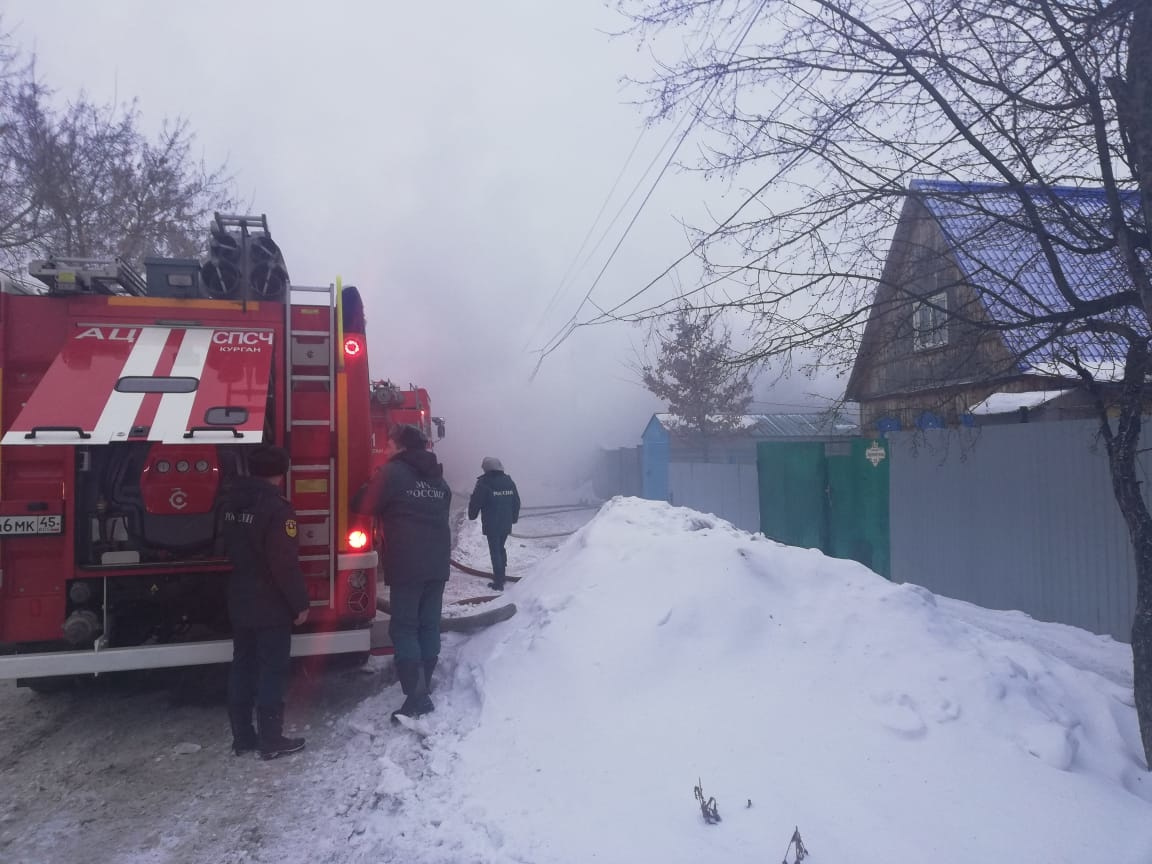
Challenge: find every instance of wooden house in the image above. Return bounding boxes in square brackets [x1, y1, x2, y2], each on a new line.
[847, 180, 1142, 432]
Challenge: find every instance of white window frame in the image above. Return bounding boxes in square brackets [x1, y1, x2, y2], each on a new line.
[912, 291, 949, 350]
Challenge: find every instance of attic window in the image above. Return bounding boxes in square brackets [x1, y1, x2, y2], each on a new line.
[913, 292, 948, 350]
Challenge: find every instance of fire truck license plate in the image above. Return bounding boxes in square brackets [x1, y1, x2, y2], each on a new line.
[0, 515, 62, 535]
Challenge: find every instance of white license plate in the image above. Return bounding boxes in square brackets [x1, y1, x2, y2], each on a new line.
[0, 514, 63, 535]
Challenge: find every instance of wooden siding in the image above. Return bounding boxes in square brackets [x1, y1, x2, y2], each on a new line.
[850, 198, 1037, 429]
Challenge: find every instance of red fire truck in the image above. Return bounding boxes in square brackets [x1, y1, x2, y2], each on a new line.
[0, 214, 388, 686]
[369, 380, 444, 471]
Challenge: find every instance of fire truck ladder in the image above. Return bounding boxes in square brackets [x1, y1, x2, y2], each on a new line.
[285, 283, 338, 609]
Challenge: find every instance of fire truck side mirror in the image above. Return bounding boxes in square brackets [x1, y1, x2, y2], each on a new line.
[433, 417, 446, 440]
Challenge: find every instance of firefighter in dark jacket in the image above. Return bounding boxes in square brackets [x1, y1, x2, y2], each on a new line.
[219, 445, 310, 760]
[358, 424, 452, 722]
[468, 456, 521, 591]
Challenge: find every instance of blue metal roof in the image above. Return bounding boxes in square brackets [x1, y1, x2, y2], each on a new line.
[911, 179, 1148, 371]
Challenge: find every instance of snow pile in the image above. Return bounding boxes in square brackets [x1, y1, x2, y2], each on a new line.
[331, 498, 1149, 863]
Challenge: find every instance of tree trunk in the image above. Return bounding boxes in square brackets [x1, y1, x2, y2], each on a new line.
[1099, 344, 1152, 767]
[1134, 574, 1152, 768]
[1124, 2, 1152, 244]
[1108, 430, 1152, 767]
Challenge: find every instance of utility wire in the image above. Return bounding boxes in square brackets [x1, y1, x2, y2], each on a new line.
[529, 106, 696, 365]
[532, 0, 771, 375]
[527, 125, 649, 349]
[532, 112, 694, 369]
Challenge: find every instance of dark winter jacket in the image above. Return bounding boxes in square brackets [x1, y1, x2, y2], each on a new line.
[359, 449, 452, 584]
[468, 470, 521, 537]
[218, 476, 310, 629]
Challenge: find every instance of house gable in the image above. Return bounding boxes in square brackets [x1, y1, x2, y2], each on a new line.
[849, 180, 1147, 432]
[847, 195, 1019, 410]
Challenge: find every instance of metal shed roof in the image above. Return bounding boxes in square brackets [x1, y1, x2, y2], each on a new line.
[653, 412, 858, 438]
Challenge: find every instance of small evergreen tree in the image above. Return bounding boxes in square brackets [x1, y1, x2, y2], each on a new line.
[641, 304, 754, 436]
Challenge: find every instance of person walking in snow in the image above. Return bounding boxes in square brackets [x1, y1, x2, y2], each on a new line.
[468, 457, 521, 592]
[357, 424, 452, 722]
[218, 445, 310, 760]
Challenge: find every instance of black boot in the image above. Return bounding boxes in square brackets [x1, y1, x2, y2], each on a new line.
[392, 658, 434, 723]
[228, 703, 258, 756]
[487, 579, 505, 592]
[257, 704, 305, 760]
[423, 656, 439, 694]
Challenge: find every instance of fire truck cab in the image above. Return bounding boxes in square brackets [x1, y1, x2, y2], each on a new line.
[0, 214, 384, 685]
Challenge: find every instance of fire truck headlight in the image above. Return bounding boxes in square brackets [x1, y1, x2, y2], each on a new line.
[195, 459, 210, 472]
[347, 529, 368, 550]
[156, 460, 171, 474]
[348, 569, 368, 590]
[176, 460, 190, 473]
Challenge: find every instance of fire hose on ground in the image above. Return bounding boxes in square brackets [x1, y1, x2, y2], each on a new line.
[369, 515, 591, 637]
[448, 526, 579, 580]
[449, 558, 520, 582]
[375, 593, 517, 632]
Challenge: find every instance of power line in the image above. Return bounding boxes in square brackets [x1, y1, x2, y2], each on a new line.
[583, 142, 817, 329]
[532, 0, 771, 373]
[531, 112, 696, 371]
[529, 106, 698, 366]
[527, 125, 648, 349]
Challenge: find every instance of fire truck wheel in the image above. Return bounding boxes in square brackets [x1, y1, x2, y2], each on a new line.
[330, 651, 371, 669]
[21, 675, 79, 694]
[294, 651, 370, 677]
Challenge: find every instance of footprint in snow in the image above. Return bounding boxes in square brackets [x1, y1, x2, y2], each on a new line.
[872, 692, 928, 740]
[1016, 722, 1078, 771]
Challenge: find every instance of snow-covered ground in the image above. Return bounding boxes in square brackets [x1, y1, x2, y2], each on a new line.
[0, 498, 1148, 863]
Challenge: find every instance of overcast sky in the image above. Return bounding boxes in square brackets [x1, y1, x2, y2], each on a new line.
[4, 1, 838, 496]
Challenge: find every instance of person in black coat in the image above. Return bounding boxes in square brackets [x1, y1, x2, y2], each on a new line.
[218, 445, 310, 760]
[358, 423, 452, 721]
[468, 456, 521, 591]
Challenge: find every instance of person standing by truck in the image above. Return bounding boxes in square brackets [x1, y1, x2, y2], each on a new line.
[468, 456, 521, 591]
[357, 423, 452, 722]
[218, 445, 311, 760]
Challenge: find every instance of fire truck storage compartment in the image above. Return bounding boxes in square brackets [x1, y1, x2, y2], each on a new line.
[76, 442, 246, 566]
[143, 257, 202, 299]
[64, 571, 231, 649]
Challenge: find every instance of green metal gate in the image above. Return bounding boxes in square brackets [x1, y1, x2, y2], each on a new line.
[757, 441, 828, 552]
[757, 438, 890, 577]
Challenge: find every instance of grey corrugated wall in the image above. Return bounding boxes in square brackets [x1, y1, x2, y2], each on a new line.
[593, 446, 643, 499]
[668, 462, 761, 533]
[889, 420, 1143, 641]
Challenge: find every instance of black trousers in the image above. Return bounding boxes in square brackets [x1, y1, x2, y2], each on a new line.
[229, 624, 292, 710]
[486, 532, 509, 579]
